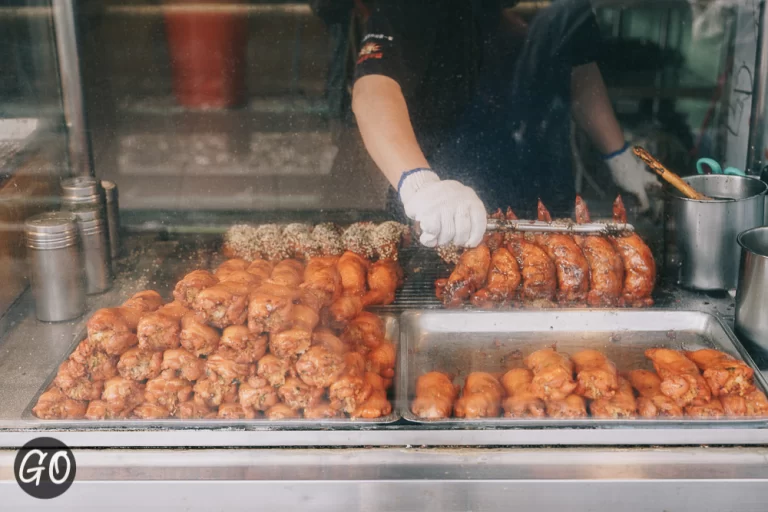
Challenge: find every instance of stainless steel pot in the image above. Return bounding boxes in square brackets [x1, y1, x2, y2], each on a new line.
[669, 175, 767, 290]
[736, 226, 768, 349]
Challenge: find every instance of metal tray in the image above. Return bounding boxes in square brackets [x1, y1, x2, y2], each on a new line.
[23, 314, 401, 429]
[398, 309, 768, 428]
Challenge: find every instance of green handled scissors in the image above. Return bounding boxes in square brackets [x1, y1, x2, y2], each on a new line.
[696, 158, 746, 176]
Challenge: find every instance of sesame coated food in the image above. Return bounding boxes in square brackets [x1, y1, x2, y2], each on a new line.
[372, 221, 407, 260]
[342, 222, 376, 259]
[223, 224, 262, 261]
[312, 223, 344, 257]
[255, 224, 290, 261]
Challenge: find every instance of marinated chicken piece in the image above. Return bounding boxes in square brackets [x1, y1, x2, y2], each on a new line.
[505, 208, 557, 303]
[720, 394, 747, 418]
[329, 373, 372, 414]
[545, 394, 587, 418]
[246, 259, 274, 283]
[435, 244, 491, 308]
[278, 377, 324, 410]
[746, 390, 768, 417]
[328, 296, 364, 329]
[53, 362, 104, 401]
[269, 328, 312, 359]
[32, 387, 87, 420]
[304, 400, 343, 419]
[312, 328, 349, 355]
[481, 208, 506, 252]
[214, 258, 250, 281]
[137, 310, 182, 352]
[344, 352, 366, 376]
[372, 221, 407, 260]
[611, 196, 656, 307]
[157, 301, 191, 321]
[133, 402, 171, 419]
[685, 399, 725, 419]
[283, 223, 318, 260]
[268, 259, 305, 288]
[684, 349, 755, 397]
[525, 348, 577, 401]
[193, 281, 250, 328]
[247, 282, 300, 334]
[366, 341, 396, 386]
[571, 349, 619, 400]
[645, 348, 711, 406]
[173, 270, 219, 308]
[217, 403, 257, 419]
[257, 354, 292, 387]
[161, 348, 206, 381]
[84, 400, 109, 420]
[117, 348, 163, 381]
[501, 368, 546, 418]
[87, 307, 139, 356]
[220, 270, 262, 289]
[534, 200, 589, 304]
[176, 400, 214, 420]
[352, 388, 392, 419]
[471, 247, 521, 308]
[179, 312, 220, 357]
[295, 346, 346, 388]
[589, 377, 637, 419]
[220, 325, 267, 363]
[573, 196, 625, 307]
[205, 348, 255, 382]
[341, 312, 385, 351]
[102, 377, 145, 418]
[454, 372, 504, 418]
[342, 222, 376, 259]
[68, 340, 118, 381]
[238, 376, 279, 412]
[410, 371, 457, 419]
[290, 304, 320, 332]
[363, 260, 404, 306]
[301, 257, 342, 308]
[144, 375, 193, 414]
[265, 403, 301, 420]
[628, 369, 683, 418]
[122, 290, 164, 313]
[193, 376, 238, 409]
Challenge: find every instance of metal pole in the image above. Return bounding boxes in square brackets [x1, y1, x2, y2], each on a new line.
[747, 0, 768, 175]
[52, 0, 94, 177]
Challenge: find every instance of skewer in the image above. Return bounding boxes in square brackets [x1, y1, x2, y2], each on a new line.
[485, 219, 634, 235]
[633, 146, 711, 201]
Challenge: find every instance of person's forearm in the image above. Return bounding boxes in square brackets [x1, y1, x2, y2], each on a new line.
[571, 62, 625, 155]
[352, 75, 430, 189]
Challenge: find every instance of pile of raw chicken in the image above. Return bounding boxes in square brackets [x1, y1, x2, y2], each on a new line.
[436, 196, 656, 308]
[33, 222, 407, 421]
[412, 347, 768, 420]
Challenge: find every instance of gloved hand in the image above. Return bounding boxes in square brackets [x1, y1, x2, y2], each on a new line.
[399, 169, 487, 248]
[605, 144, 661, 213]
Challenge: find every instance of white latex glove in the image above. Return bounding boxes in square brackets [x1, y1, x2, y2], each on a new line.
[399, 169, 487, 248]
[605, 145, 661, 213]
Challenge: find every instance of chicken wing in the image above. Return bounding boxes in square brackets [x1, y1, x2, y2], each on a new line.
[685, 398, 725, 419]
[312, 328, 349, 355]
[87, 307, 139, 356]
[290, 304, 320, 332]
[328, 296, 364, 329]
[343, 351, 367, 376]
[720, 394, 747, 418]
[645, 348, 711, 406]
[173, 270, 219, 308]
[214, 258, 250, 281]
[611, 196, 656, 307]
[53, 362, 104, 401]
[352, 373, 392, 419]
[411, 371, 457, 419]
[304, 400, 344, 419]
[205, 348, 256, 382]
[157, 301, 190, 321]
[471, 247, 521, 308]
[363, 260, 403, 306]
[301, 256, 342, 308]
[193, 376, 238, 409]
[295, 346, 346, 388]
[589, 377, 637, 419]
[32, 387, 87, 420]
[684, 349, 755, 397]
[193, 281, 249, 328]
[337, 251, 369, 297]
[161, 348, 206, 381]
[217, 402, 257, 419]
[144, 375, 194, 414]
[573, 196, 625, 307]
[102, 377, 145, 418]
[117, 348, 163, 381]
[269, 328, 312, 359]
[545, 394, 587, 418]
[745, 390, 768, 417]
[265, 403, 301, 420]
[435, 244, 491, 308]
[571, 349, 619, 400]
[133, 402, 171, 419]
[525, 348, 577, 400]
[247, 282, 299, 334]
[366, 341, 396, 386]
[246, 259, 274, 283]
[122, 290, 164, 314]
[220, 270, 262, 289]
[268, 259, 305, 288]
[534, 200, 589, 304]
[329, 365, 373, 414]
[257, 354, 292, 387]
[341, 312, 385, 352]
[220, 325, 268, 363]
[179, 312, 220, 357]
[501, 368, 546, 418]
[505, 208, 557, 303]
[454, 372, 504, 418]
[137, 310, 182, 352]
[238, 376, 279, 412]
[68, 339, 118, 381]
[176, 400, 215, 419]
[628, 369, 683, 418]
[278, 377, 324, 410]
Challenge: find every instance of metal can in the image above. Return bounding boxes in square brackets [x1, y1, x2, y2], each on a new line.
[736, 226, 768, 349]
[61, 176, 104, 208]
[71, 207, 112, 294]
[25, 212, 86, 322]
[101, 180, 121, 261]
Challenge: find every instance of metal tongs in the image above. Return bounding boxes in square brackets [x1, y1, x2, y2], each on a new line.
[486, 218, 634, 235]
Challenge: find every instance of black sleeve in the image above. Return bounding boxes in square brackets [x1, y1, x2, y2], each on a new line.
[564, 0, 602, 66]
[352, 10, 406, 86]
[309, 0, 353, 25]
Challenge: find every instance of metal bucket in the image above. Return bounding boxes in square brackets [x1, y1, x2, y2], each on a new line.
[669, 175, 766, 290]
[736, 227, 768, 349]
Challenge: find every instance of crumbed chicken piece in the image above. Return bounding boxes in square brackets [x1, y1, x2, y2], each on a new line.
[278, 377, 324, 410]
[645, 348, 711, 406]
[117, 348, 163, 381]
[32, 387, 87, 420]
[435, 244, 491, 308]
[546, 394, 587, 418]
[214, 259, 250, 281]
[269, 329, 312, 359]
[685, 398, 725, 419]
[122, 290, 164, 313]
[366, 341, 396, 386]
[238, 376, 279, 412]
[219, 325, 267, 363]
[501, 368, 546, 418]
[290, 304, 320, 332]
[217, 403, 257, 419]
[328, 296, 364, 329]
[176, 400, 214, 420]
[133, 402, 170, 419]
[337, 251, 369, 297]
[84, 400, 109, 420]
[173, 270, 219, 308]
[257, 354, 292, 388]
[312, 223, 344, 257]
[411, 372, 457, 419]
[571, 349, 619, 400]
[628, 369, 683, 418]
[68, 339, 118, 381]
[341, 312, 385, 351]
[611, 196, 656, 307]
[283, 223, 318, 260]
[193, 376, 238, 409]
[312, 328, 349, 355]
[102, 377, 145, 418]
[589, 377, 637, 419]
[720, 394, 748, 418]
[267, 259, 305, 288]
[295, 346, 346, 388]
[220, 270, 262, 289]
[246, 259, 274, 283]
[684, 349, 755, 397]
[87, 307, 140, 356]
[363, 260, 403, 306]
[157, 300, 192, 321]
[454, 372, 504, 418]
[344, 352, 366, 376]
[179, 312, 220, 357]
[265, 403, 301, 420]
[352, 375, 392, 419]
[342, 222, 376, 259]
[247, 282, 300, 334]
[255, 224, 291, 261]
[505, 208, 557, 303]
[304, 400, 343, 419]
[161, 348, 206, 381]
[525, 348, 577, 401]
[53, 362, 104, 401]
[373, 221, 407, 260]
[205, 347, 255, 382]
[329, 372, 372, 414]
[144, 375, 193, 414]
[471, 247, 521, 308]
[301, 257, 342, 308]
[136, 304, 187, 353]
[193, 281, 250, 328]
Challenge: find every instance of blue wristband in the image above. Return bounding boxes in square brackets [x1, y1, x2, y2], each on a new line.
[397, 167, 433, 195]
[601, 142, 630, 161]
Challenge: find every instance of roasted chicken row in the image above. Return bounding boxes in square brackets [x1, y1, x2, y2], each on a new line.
[436, 195, 656, 309]
[410, 347, 767, 420]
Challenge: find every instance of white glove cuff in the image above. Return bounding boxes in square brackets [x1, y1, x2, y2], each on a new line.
[398, 169, 440, 205]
